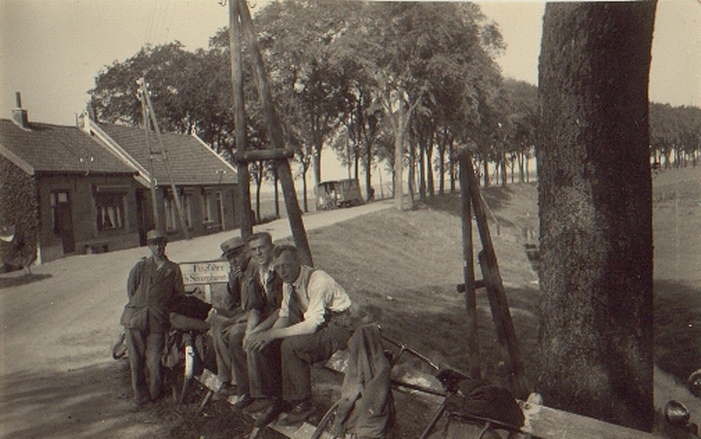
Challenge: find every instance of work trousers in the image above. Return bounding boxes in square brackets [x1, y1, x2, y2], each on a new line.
[212, 321, 247, 391]
[125, 328, 165, 403]
[247, 339, 282, 399]
[281, 320, 352, 402]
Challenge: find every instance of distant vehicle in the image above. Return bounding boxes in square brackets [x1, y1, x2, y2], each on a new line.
[316, 178, 364, 210]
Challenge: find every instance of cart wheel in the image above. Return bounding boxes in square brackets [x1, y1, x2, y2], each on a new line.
[111, 330, 127, 359]
[179, 338, 196, 404]
[311, 401, 340, 439]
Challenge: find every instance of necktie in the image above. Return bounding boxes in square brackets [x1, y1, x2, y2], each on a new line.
[287, 284, 304, 325]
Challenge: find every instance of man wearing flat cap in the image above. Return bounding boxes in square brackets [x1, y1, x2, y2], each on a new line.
[120, 229, 185, 410]
[210, 236, 251, 398]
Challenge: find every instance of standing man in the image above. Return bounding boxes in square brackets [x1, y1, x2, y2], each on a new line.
[236, 232, 283, 412]
[210, 236, 249, 398]
[120, 229, 185, 410]
[247, 244, 353, 427]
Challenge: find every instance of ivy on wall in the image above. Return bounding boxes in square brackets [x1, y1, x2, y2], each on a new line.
[0, 156, 39, 271]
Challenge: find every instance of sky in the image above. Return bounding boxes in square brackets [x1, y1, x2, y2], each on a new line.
[1, 0, 700, 181]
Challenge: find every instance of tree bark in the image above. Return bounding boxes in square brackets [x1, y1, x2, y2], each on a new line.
[537, 2, 656, 431]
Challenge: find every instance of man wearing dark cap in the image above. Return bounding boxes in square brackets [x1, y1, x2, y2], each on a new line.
[120, 229, 185, 410]
[210, 236, 250, 398]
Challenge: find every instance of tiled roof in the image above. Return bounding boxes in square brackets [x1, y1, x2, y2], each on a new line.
[0, 119, 136, 175]
[95, 123, 238, 186]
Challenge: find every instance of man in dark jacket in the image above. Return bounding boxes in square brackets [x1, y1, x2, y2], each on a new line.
[210, 236, 250, 397]
[235, 232, 283, 412]
[121, 229, 185, 410]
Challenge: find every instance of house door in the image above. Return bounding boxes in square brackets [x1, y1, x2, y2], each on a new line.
[56, 198, 75, 254]
[135, 189, 149, 246]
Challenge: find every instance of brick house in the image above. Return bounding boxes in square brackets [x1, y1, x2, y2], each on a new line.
[79, 114, 239, 246]
[0, 104, 140, 263]
[1, 98, 240, 265]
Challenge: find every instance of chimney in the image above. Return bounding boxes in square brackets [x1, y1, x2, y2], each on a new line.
[12, 92, 29, 129]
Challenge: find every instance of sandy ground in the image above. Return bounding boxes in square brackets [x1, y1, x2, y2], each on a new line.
[0, 201, 392, 439]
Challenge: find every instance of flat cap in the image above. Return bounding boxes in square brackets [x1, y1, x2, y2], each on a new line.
[221, 236, 246, 256]
[146, 229, 168, 242]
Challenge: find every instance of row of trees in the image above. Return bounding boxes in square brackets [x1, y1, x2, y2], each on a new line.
[88, 1, 700, 216]
[88, 1, 542, 213]
[650, 103, 701, 168]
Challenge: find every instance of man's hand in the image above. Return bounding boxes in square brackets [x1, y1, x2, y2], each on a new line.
[230, 265, 242, 279]
[246, 330, 274, 351]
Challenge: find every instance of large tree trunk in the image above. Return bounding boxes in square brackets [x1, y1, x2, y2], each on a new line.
[537, 2, 656, 431]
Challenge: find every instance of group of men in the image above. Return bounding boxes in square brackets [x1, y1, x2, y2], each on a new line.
[121, 229, 354, 427]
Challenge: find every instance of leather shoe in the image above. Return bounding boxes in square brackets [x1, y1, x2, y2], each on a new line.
[217, 381, 237, 397]
[129, 398, 148, 412]
[278, 399, 314, 426]
[254, 399, 284, 427]
[242, 398, 270, 415]
[231, 393, 253, 411]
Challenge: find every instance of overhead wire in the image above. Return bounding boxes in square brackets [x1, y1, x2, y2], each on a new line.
[145, 0, 158, 45]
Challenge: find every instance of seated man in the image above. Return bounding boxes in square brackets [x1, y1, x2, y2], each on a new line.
[237, 232, 283, 412]
[209, 236, 249, 397]
[247, 244, 353, 426]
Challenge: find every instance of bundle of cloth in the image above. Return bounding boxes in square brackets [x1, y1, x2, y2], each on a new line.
[333, 324, 398, 439]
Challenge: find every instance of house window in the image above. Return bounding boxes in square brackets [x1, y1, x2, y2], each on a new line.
[95, 192, 125, 231]
[50, 190, 70, 234]
[182, 192, 192, 228]
[215, 191, 223, 225]
[164, 196, 177, 232]
[165, 190, 192, 231]
[202, 191, 212, 223]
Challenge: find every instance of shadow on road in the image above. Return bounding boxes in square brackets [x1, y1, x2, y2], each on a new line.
[654, 279, 701, 384]
[0, 359, 258, 439]
[0, 361, 161, 439]
[0, 273, 52, 289]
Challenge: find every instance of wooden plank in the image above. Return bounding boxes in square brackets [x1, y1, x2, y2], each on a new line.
[520, 399, 659, 439]
[459, 154, 481, 379]
[478, 249, 527, 397]
[234, 148, 295, 163]
[199, 365, 661, 439]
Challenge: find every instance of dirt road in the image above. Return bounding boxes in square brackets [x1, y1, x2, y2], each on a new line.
[0, 201, 392, 439]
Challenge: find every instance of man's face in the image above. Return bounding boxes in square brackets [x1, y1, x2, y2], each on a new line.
[273, 250, 301, 283]
[226, 248, 248, 271]
[248, 238, 273, 267]
[148, 239, 166, 257]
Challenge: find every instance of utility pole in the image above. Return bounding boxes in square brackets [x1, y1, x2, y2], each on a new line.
[459, 153, 480, 379]
[139, 77, 191, 240]
[229, 0, 253, 239]
[236, 0, 313, 266]
[138, 79, 160, 231]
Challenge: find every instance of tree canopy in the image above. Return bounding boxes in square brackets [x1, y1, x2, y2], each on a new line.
[87, 0, 701, 211]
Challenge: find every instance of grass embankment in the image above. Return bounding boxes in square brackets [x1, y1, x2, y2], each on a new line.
[284, 183, 543, 390]
[169, 172, 699, 437]
[301, 175, 701, 386]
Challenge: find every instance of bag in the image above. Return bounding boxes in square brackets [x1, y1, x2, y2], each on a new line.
[443, 377, 524, 428]
[170, 294, 212, 321]
[121, 306, 148, 330]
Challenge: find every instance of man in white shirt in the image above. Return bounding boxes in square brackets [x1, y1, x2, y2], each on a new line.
[247, 244, 353, 427]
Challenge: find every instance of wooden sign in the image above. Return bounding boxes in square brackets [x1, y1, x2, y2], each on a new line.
[179, 260, 229, 286]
